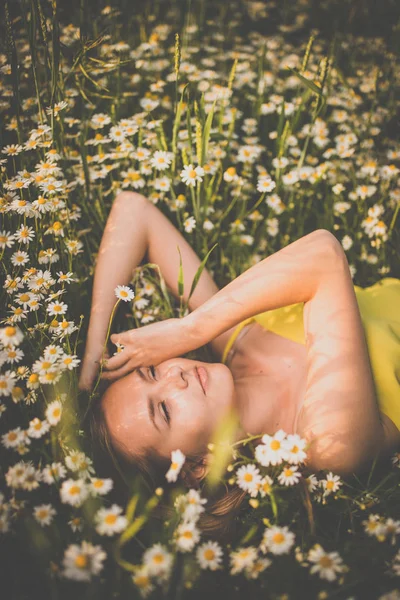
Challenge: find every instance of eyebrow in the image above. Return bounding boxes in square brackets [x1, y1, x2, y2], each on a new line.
[136, 368, 160, 433]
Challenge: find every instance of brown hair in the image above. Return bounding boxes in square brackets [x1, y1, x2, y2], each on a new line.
[86, 380, 248, 542]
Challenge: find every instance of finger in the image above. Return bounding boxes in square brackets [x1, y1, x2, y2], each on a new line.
[100, 360, 136, 381]
[103, 350, 130, 371]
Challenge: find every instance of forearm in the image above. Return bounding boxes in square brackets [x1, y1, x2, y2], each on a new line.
[86, 192, 149, 345]
[185, 229, 343, 345]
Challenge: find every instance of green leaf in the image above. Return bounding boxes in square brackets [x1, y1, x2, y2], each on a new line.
[206, 410, 239, 489]
[201, 98, 217, 165]
[286, 66, 323, 96]
[177, 245, 184, 297]
[125, 493, 139, 524]
[187, 243, 218, 305]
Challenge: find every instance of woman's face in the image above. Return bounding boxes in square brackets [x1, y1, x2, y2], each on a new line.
[101, 358, 237, 461]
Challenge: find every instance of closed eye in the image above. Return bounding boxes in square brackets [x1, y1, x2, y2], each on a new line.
[161, 401, 170, 425]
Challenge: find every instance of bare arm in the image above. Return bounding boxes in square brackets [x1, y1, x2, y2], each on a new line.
[185, 229, 337, 346]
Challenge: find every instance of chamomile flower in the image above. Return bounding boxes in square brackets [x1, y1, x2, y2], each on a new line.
[0, 326, 24, 347]
[183, 215, 196, 233]
[0, 370, 16, 397]
[45, 399, 62, 425]
[306, 473, 319, 493]
[95, 504, 128, 536]
[41, 462, 67, 484]
[28, 417, 50, 438]
[60, 353, 81, 371]
[236, 464, 262, 496]
[115, 285, 135, 302]
[230, 546, 258, 575]
[307, 544, 346, 581]
[132, 566, 154, 598]
[362, 513, 387, 538]
[2, 427, 25, 449]
[47, 301, 68, 316]
[175, 521, 201, 552]
[62, 541, 107, 582]
[261, 525, 296, 555]
[277, 465, 302, 486]
[33, 504, 56, 526]
[257, 176, 276, 193]
[256, 429, 290, 466]
[142, 543, 174, 580]
[0, 230, 15, 249]
[320, 472, 342, 496]
[11, 250, 30, 267]
[60, 478, 89, 507]
[180, 164, 205, 186]
[196, 541, 224, 570]
[89, 477, 113, 496]
[150, 150, 173, 170]
[282, 433, 308, 464]
[165, 449, 185, 482]
[15, 225, 35, 245]
[246, 556, 272, 579]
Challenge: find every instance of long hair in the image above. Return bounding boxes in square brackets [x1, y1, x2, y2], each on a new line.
[86, 380, 249, 542]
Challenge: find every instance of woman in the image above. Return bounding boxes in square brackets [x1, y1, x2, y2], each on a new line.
[79, 191, 400, 505]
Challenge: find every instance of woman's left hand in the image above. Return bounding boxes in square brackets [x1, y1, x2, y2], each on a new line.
[100, 317, 199, 381]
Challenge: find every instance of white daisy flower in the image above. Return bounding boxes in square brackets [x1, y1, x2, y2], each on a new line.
[2, 427, 25, 449]
[196, 541, 223, 570]
[319, 472, 342, 496]
[257, 176, 276, 193]
[0, 326, 24, 347]
[277, 465, 302, 486]
[362, 514, 387, 539]
[230, 546, 258, 575]
[132, 565, 154, 598]
[3, 346, 24, 364]
[115, 285, 135, 302]
[165, 449, 186, 482]
[11, 250, 30, 267]
[15, 225, 35, 244]
[257, 475, 274, 498]
[175, 521, 201, 552]
[257, 429, 289, 466]
[21, 464, 42, 491]
[282, 433, 308, 464]
[41, 462, 67, 484]
[62, 540, 107, 582]
[305, 474, 319, 493]
[0, 230, 15, 249]
[150, 150, 173, 171]
[307, 543, 346, 581]
[181, 489, 208, 522]
[33, 503, 56, 526]
[45, 400, 62, 425]
[246, 556, 272, 579]
[39, 368, 62, 385]
[0, 370, 16, 397]
[236, 464, 262, 496]
[47, 301, 68, 316]
[89, 477, 113, 496]
[60, 478, 89, 507]
[68, 517, 83, 532]
[261, 525, 296, 555]
[180, 164, 205, 186]
[183, 215, 196, 233]
[59, 353, 81, 371]
[95, 504, 128, 536]
[142, 543, 174, 580]
[28, 417, 50, 438]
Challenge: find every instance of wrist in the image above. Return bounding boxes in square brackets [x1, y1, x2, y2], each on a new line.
[181, 311, 209, 349]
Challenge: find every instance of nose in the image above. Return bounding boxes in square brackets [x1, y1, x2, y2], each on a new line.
[163, 366, 187, 389]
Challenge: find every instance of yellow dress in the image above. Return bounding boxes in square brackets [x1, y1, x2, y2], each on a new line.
[222, 278, 400, 432]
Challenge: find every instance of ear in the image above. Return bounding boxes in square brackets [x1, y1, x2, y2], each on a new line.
[180, 453, 212, 489]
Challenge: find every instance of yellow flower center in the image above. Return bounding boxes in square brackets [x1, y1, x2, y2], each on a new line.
[0, 381, 7, 389]
[53, 221, 62, 231]
[74, 555, 87, 568]
[105, 514, 117, 525]
[326, 481, 334, 490]
[183, 531, 193, 539]
[5, 326, 16, 337]
[135, 575, 150, 588]
[69, 485, 80, 495]
[244, 473, 253, 482]
[273, 533, 285, 544]
[171, 462, 178, 470]
[284, 469, 293, 477]
[8, 432, 17, 441]
[93, 480, 103, 488]
[319, 556, 333, 568]
[120, 290, 128, 297]
[189, 170, 197, 178]
[53, 408, 61, 417]
[19, 293, 30, 302]
[29, 374, 39, 383]
[153, 553, 164, 564]
[270, 440, 280, 451]
[204, 549, 215, 561]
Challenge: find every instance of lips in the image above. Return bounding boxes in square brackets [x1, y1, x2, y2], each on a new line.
[195, 367, 206, 395]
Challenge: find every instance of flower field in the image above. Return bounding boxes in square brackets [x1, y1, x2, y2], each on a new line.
[1, 0, 400, 598]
